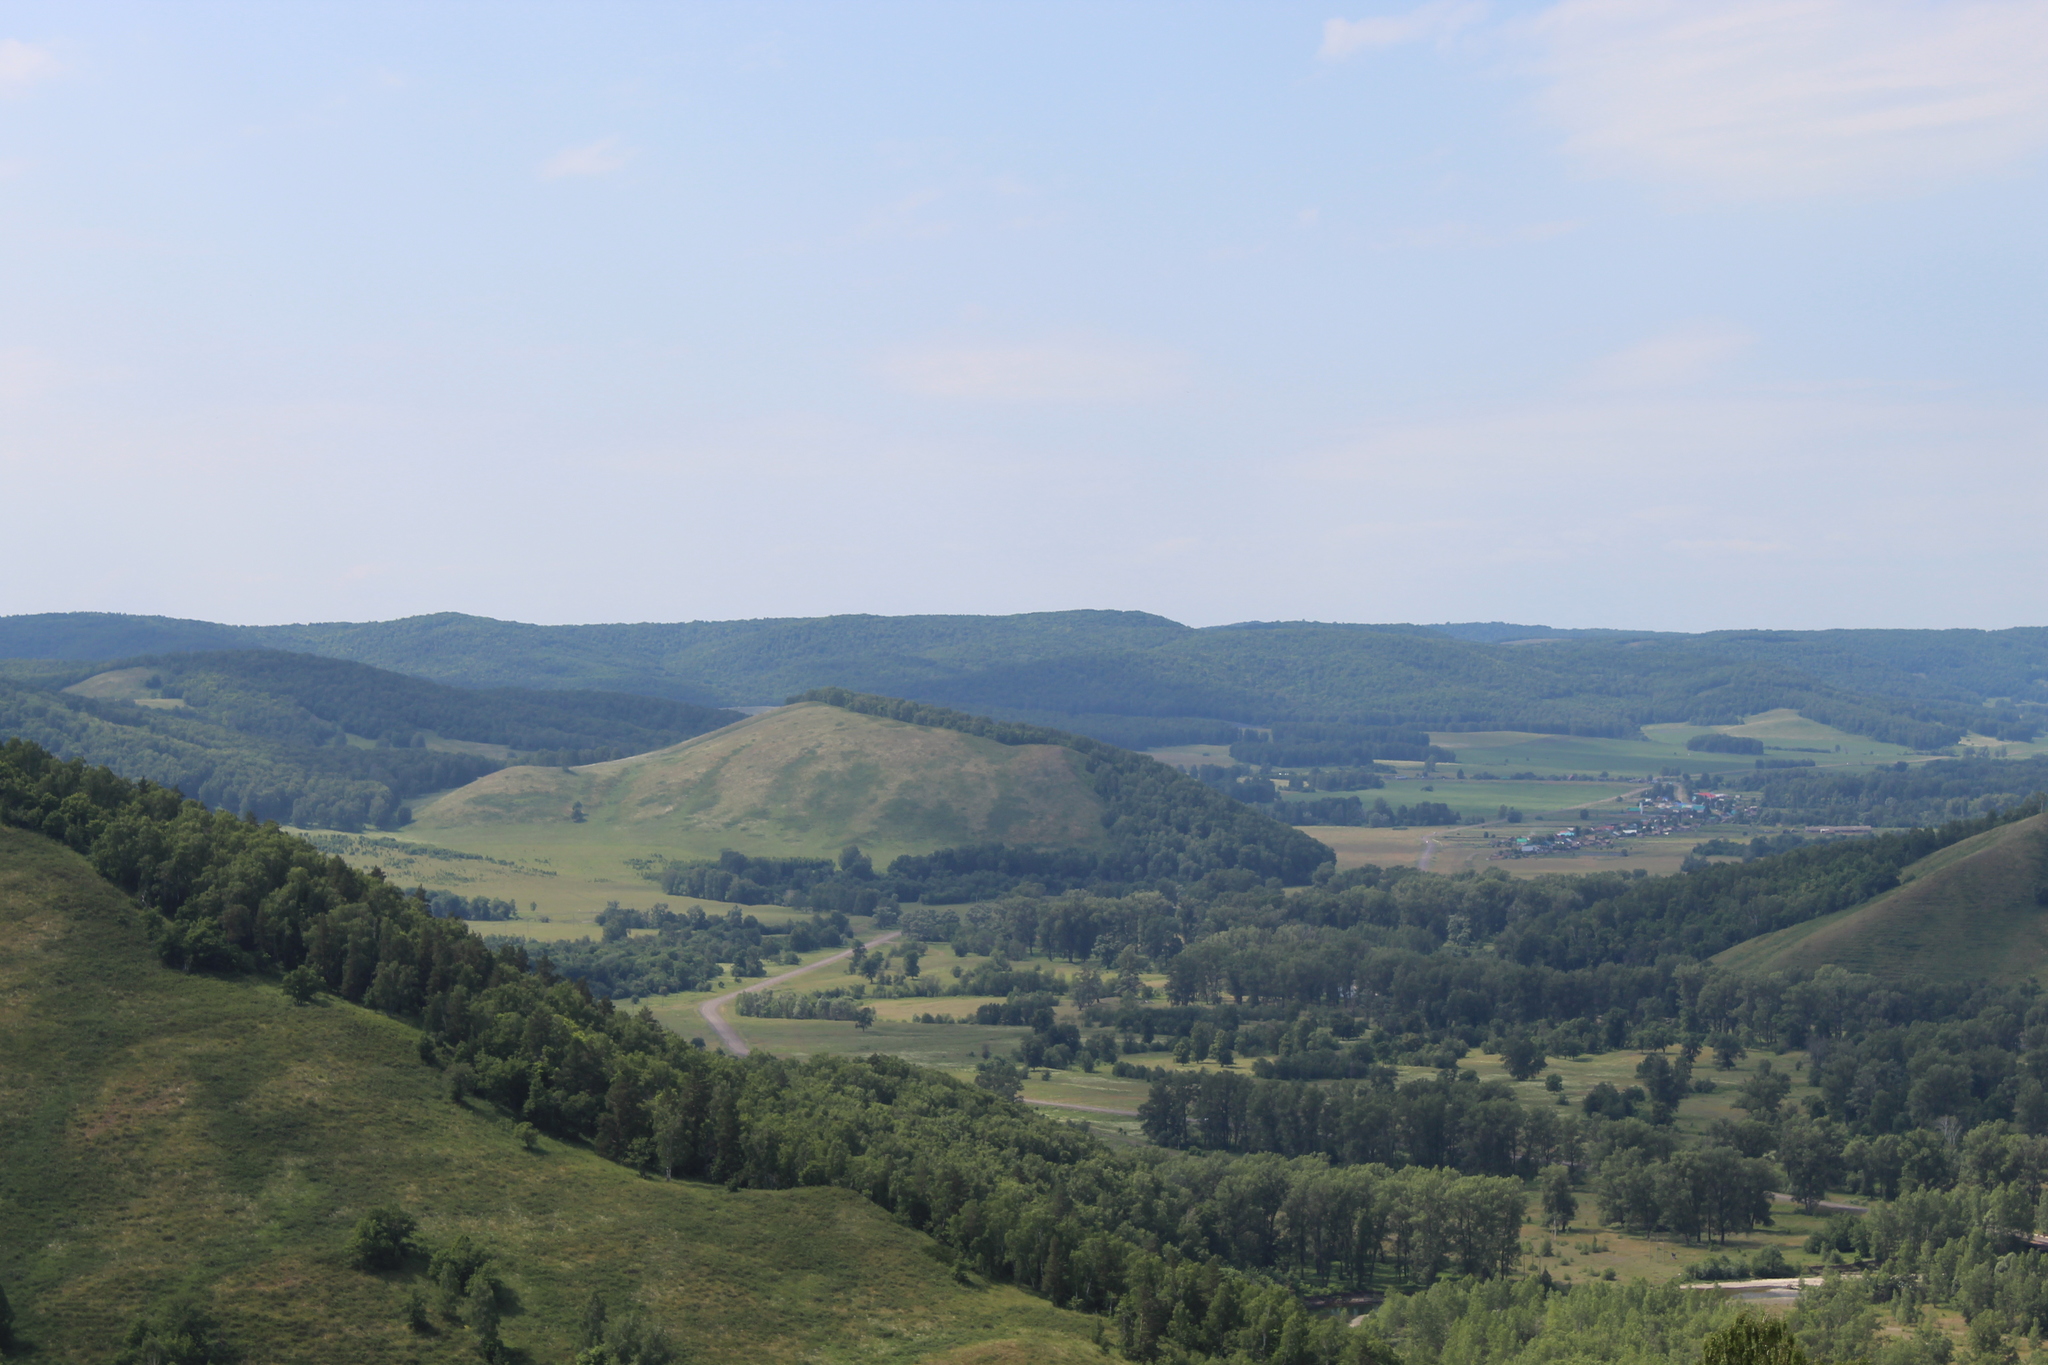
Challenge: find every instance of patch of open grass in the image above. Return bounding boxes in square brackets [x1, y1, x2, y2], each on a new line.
[0, 826, 1103, 1364]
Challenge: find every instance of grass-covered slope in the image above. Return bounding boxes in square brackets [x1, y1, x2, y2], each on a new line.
[412, 701, 1110, 861]
[0, 824, 1100, 1364]
[1714, 811, 2048, 983]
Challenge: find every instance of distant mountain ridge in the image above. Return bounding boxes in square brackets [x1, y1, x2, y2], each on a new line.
[2, 609, 2043, 752]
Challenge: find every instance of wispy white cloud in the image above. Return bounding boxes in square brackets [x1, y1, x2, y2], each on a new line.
[878, 340, 1187, 403]
[1530, 0, 2048, 199]
[1321, 1, 1487, 59]
[0, 38, 60, 95]
[539, 137, 633, 180]
[1581, 322, 1753, 390]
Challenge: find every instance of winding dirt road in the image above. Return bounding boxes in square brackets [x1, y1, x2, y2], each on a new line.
[696, 930, 901, 1056]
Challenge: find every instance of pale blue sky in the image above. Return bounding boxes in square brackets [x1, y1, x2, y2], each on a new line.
[4, 2, 2044, 630]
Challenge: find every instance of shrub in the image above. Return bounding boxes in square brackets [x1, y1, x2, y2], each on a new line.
[346, 1207, 420, 1271]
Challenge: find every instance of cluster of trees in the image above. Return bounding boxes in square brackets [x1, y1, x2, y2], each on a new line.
[1591, 1144, 1777, 1243]
[425, 891, 520, 921]
[1687, 734, 1765, 755]
[791, 690, 1333, 889]
[1755, 756, 2048, 828]
[531, 902, 849, 998]
[733, 989, 874, 1025]
[657, 846, 901, 918]
[1231, 725, 1455, 767]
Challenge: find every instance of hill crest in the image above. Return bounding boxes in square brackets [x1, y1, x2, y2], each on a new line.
[411, 701, 1110, 859]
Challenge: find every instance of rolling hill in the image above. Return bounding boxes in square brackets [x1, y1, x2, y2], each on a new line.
[0, 823, 1102, 1364]
[1714, 810, 2048, 983]
[411, 700, 1111, 861]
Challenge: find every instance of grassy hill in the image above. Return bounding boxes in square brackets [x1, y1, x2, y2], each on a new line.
[411, 701, 1109, 865]
[0, 823, 1102, 1364]
[1714, 811, 2048, 982]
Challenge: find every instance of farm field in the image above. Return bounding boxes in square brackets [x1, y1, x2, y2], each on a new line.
[1418, 711, 1920, 779]
[1302, 826, 1728, 877]
[293, 829, 819, 941]
[1282, 778, 1644, 820]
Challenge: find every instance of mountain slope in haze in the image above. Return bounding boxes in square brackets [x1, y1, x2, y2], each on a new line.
[1714, 811, 2048, 983]
[3, 610, 2041, 749]
[0, 650, 739, 830]
[412, 701, 1110, 860]
[0, 824, 1102, 1364]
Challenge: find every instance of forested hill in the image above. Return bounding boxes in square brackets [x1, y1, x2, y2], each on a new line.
[2, 610, 2043, 751]
[0, 650, 738, 830]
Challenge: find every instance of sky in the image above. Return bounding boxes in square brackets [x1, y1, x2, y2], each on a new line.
[2, 1, 2044, 632]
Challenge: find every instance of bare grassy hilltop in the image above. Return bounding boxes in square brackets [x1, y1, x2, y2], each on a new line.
[410, 701, 1110, 863]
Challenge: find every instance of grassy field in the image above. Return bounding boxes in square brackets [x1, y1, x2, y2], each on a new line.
[1150, 711, 1930, 784]
[1715, 811, 2048, 984]
[1407, 712, 1920, 780]
[1303, 825, 1726, 877]
[1282, 778, 1643, 821]
[295, 831, 834, 942]
[0, 826, 1107, 1364]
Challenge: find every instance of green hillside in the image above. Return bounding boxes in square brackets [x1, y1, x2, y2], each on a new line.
[411, 700, 1111, 864]
[0, 823, 1101, 1364]
[1713, 811, 2048, 982]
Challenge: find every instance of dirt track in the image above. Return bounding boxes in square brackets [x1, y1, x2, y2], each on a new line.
[696, 930, 901, 1056]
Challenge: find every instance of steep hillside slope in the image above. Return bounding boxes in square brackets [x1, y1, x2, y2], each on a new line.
[0, 825, 1101, 1364]
[1714, 811, 2048, 982]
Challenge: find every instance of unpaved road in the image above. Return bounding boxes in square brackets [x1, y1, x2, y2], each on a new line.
[696, 930, 901, 1056]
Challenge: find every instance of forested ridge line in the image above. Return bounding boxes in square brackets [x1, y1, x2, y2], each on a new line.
[0, 650, 738, 832]
[5, 610, 2041, 752]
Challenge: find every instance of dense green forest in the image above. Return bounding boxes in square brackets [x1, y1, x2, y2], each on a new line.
[1755, 756, 2048, 826]
[4, 611, 2042, 751]
[0, 651, 736, 830]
